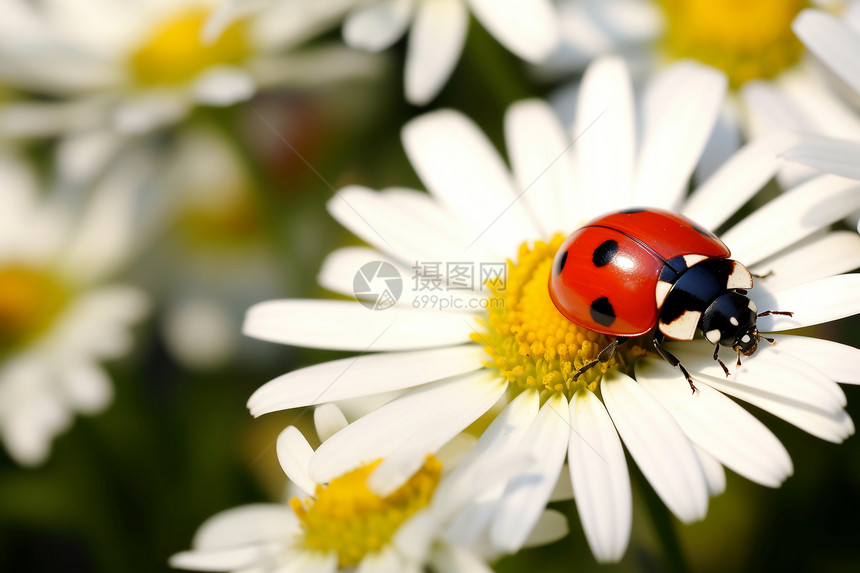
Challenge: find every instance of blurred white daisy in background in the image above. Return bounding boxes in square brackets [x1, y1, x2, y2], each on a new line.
[170, 404, 567, 572]
[780, 7, 860, 183]
[341, 0, 561, 105]
[242, 57, 860, 562]
[548, 0, 860, 184]
[0, 0, 381, 137]
[0, 148, 151, 466]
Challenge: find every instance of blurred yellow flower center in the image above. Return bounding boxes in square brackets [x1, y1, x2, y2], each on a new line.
[0, 266, 69, 352]
[658, 0, 808, 88]
[130, 9, 251, 86]
[179, 189, 262, 247]
[290, 456, 442, 568]
[476, 236, 641, 399]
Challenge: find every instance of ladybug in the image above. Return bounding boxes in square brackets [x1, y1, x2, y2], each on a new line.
[548, 207, 792, 392]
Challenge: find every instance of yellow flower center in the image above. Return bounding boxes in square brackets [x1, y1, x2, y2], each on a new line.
[475, 236, 642, 399]
[658, 0, 808, 88]
[0, 266, 69, 354]
[290, 456, 442, 568]
[178, 188, 262, 247]
[129, 9, 251, 86]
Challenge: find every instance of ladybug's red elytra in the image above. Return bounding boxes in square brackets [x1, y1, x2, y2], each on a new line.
[548, 207, 792, 392]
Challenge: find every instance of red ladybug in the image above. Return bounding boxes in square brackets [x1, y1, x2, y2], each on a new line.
[548, 207, 791, 392]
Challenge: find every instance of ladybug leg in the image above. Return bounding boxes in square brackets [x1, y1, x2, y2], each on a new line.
[713, 344, 730, 377]
[573, 337, 629, 381]
[652, 333, 697, 394]
[757, 310, 794, 318]
[752, 269, 773, 280]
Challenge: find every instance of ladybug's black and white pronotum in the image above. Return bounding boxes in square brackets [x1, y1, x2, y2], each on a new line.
[548, 207, 792, 392]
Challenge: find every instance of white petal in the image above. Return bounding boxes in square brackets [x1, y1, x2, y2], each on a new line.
[693, 445, 726, 496]
[308, 373, 505, 484]
[504, 99, 574, 235]
[169, 546, 272, 571]
[491, 393, 570, 553]
[192, 504, 298, 550]
[754, 274, 860, 332]
[243, 300, 475, 351]
[112, 92, 189, 134]
[568, 389, 631, 563]
[429, 543, 494, 573]
[602, 370, 708, 523]
[405, 0, 468, 105]
[636, 359, 793, 488]
[59, 361, 112, 414]
[695, 102, 742, 185]
[402, 110, 541, 258]
[273, 551, 338, 573]
[521, 509, 570, 548]
[277, 426, 317, 497]
[769, 335, 860, 384]
[192, 66, 256, 106]
[343, 0, 413, 52]
[633, 62, 727, 210]
[751, 231, 860, 292]
[468, 0, 560, 62]
[682, 132, 802, 230]
[247, 345, 485, 416]
[356, 546, 405, 573]
[793, 9, 860, 97]
[574, 56, 636, 217]
[314, 404, 348, 443]
[721, 175, 860, 265]
[433, 389, 539, 520]
[781, 137, 860, 181]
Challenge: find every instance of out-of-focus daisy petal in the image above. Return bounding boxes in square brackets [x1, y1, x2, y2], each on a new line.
[491, 393, 570, 552]
[521, 509, 569, 548]
[343, 0, 415, 52]
[634, 62, 726, 210]
[309, 373, 505, 484]
[695, 103, 742, 184]
[692, 445, 726, 496]
[192, 66, 256, 106]
[722, 175, 860, 265]
[682, 132, 801, 230]
[59, 361, 112, 414]
[277, 426, 317, 497]
[793, 9, 860, 96]
[405, 0, 468, 106]
[468, 0, 559, 63]
[247, 345, 485, 416]
[504, 99, 573, 235]
[169, 545, 278, 571]
[782, 137, 860, 181]
[751, 232, 860, 292]
[636, 359, 793, 488]
[243, 300, 475, 351]
[314, 404, 349, 443]
[755, 275, 860, 332]
[574, 56, 636, 217]
[568, 389, 631, 563]
[769, 335, 860, 384]
[602, 370, 708, 523]
[402, 110, 541, 257]
[429, 542, 494, 573]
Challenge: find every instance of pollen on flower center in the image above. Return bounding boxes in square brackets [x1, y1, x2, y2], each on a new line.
[0, 266, 69, 353]
[658, 0, 808, 88]
[475, 235, 642, 398]
[129, 9, 251, 86]
[290, 456, 442, 568]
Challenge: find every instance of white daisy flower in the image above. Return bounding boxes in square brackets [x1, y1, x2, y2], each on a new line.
[242, 57, 860, 562]
[0, 0, 380, 135]
[170, 405, 567, 572]
[779, 7, 860, 182]
[341, 0, 561, 105]
[0, 149, 150, 466]
[549, 0, 860, 184]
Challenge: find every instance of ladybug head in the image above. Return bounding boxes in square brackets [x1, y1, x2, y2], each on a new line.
[701, 291, 760, 355]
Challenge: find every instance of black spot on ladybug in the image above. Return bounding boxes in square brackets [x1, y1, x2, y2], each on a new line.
[555, 250, 568, 276]
[618, 207, 646, 214]
[590, 297, 616, 327]
[592, 240, 619, 267]
[692, 222, 715, 238]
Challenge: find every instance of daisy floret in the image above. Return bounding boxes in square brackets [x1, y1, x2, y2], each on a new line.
[0, 149, 149, 465]
[243, 57, 860, 562]
[170, 404, 567, 572]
